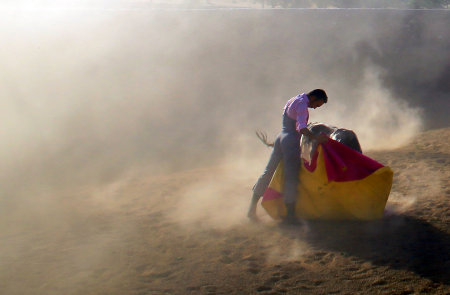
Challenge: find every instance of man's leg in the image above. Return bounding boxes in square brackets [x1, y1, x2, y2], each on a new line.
[280, 132, 301, 224]
[248, 135, 282, 219]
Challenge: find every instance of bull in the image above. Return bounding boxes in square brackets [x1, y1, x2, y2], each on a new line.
[256, 122, 362, 162]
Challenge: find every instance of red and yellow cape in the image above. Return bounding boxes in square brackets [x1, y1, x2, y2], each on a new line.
[261, 139, 393, 220]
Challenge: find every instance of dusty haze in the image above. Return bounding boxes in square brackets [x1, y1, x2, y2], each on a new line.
[0, 6, 449, 294]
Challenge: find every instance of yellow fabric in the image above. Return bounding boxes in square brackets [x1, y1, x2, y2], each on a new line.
[261, 146, 393, 220]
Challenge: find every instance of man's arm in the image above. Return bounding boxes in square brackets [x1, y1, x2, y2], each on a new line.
[299, 128, 328, 144]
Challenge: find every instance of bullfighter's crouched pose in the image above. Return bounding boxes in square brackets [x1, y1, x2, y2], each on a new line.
[248, 89, 329, 224]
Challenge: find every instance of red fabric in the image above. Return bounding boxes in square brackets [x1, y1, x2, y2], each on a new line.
[262, 139, 385, 203]
[321, 139, 384, 182]
[263, 187, 283, 201]
[303, 149, 320, 172]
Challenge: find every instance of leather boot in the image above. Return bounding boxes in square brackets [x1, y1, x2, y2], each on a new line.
[247, 192, 261, 220]
[284, 203, 300, 225]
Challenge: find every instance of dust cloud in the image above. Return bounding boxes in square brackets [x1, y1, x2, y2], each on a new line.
[0, 5, 448, 293]
[385, 160, 445, 214]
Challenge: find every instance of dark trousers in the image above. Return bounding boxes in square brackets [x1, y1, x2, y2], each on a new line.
[253, 131, 301, 204]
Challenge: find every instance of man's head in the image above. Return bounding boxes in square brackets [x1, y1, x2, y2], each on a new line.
[307, 89, 328, 109]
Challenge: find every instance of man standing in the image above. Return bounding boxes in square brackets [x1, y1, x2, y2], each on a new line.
[248, 89, 329, 224]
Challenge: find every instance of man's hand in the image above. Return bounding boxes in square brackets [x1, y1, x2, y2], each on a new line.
[299, 128, 328, 144]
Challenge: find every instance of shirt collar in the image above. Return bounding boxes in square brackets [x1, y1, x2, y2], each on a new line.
[301, 93, 310, 102]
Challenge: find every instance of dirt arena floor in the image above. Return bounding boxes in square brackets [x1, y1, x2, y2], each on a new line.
[1, 127, 448, 295]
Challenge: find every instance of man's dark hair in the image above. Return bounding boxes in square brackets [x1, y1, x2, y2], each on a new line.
[308, 89, 328, 103]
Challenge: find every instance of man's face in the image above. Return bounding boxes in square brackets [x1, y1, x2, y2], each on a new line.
[309, 97, 325, 109]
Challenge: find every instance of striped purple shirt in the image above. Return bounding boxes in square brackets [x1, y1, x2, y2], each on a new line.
[283, 93, 310, 132]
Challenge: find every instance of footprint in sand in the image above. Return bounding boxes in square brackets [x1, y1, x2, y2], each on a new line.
[264, 272, 282, 284]
[247, 267, 260, 274]
[256, 285, 272, 292]
[246, 261, 262, 274]
[370, 278, 388, 286]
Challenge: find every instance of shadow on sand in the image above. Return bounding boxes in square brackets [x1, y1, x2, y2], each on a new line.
[284, 215, 449, 284]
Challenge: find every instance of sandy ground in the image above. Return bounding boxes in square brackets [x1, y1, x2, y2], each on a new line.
[1, 128, 449, 295]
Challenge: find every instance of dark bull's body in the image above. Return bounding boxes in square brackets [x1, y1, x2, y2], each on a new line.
[257, 122, 362, 162]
